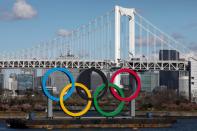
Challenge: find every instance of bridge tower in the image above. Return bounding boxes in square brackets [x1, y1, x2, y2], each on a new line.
[114, 6, 136, 117]
[114, 5, 135, 63]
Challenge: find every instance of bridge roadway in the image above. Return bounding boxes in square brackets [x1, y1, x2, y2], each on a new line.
[0, 59, 188, 71]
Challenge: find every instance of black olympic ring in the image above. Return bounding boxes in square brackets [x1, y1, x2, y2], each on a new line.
[76, 67, 108, 100]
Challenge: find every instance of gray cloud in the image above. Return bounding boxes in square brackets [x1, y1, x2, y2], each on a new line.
[57, 29, 72, 37]
[136, 35, 165, 46]
[0, 0, 37, 21]
[13, 0, 37, 19]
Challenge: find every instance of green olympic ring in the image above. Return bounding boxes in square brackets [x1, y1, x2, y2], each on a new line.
[93, 83, 125, 117]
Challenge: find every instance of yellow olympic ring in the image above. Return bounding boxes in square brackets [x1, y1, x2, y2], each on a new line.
[60, 83, 92, 117]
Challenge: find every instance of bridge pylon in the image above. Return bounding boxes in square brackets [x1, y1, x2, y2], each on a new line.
[114, 5, 136, 117]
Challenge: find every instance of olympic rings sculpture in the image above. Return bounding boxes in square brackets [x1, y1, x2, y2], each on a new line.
[42, 67, 141, 117]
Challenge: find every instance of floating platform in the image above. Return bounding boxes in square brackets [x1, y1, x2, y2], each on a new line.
[6, 117, 176, 129]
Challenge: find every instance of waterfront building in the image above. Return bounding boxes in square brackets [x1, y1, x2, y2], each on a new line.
[8, 77, 17, 96]
[34, 76, 42, 90]
[159, 50, 180, 91]
[160, 71, 179, 90]
[17, 74, 33, 92]
[190, 59, 197, 103]
[0, 73, 4, 90]
[139, 71, 160, 92]
[179, 76, 189, 99]
[159, 50, 179, 61]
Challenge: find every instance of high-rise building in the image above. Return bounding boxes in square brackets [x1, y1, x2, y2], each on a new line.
[8, 73, 17, 91]
[159, 50, 179, 60]
[140, 71, 159, 92]
[159, 50, 180, 91]
[17, 74, 33, 90]
[0, 74, 4, 90]
[160, 71, 179, 90]
[179, 76, 189, 99]
[34, 76, 42, 89]
[8, 77, 17, 96]
[190, 59, 197, 102]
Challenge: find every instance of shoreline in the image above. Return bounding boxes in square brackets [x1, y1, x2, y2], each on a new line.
[6, 117, 176, 129]
[137, 111, 197, 117]
[0, 111, 197, 120]
[1, 111, 196, 129]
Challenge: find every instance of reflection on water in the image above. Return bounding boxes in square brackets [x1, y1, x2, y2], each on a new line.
[0, 118, 197, 131]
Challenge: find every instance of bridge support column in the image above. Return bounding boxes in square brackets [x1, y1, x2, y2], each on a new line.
[115, 5, 121, 64]
[128, 7, 135, 118]
[114, 6, 136, 118]
[115, 5, 136, 60]
[129, 74, 136, 118]
[188, 61, 191, 102]
[114, 5, 121, 90]
[129, 9, 135, 58]
[47, 98, 53, 119]
[131, 99, 135, 117]
[47, 86, 53, 119]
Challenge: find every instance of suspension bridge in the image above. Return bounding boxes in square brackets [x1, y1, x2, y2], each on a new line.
[1, 5, 197, 120]
[0, 6, 193, 70]
[1, 5, 196, 103]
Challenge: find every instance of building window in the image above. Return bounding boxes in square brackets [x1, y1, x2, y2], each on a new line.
[192, 77, 194, 79]
[192, 82, 194, 85]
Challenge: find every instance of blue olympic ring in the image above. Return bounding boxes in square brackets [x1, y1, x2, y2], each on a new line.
[42, 67, 75, 102]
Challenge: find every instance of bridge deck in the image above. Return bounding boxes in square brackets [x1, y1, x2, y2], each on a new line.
[123, 60, 188, 71]
[0, 59, 188, 71]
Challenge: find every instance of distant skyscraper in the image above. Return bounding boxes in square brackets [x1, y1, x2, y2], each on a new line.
[160, 71, 179, 90]
[0, 74, 4, 90]
[159, 50, 180, 91]
[159, 50, 179, 60]
[8, 73, 17, 91]
[190, 59, 197, 102]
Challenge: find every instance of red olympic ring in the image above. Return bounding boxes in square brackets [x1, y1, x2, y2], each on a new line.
[110, 68, 141, 102]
